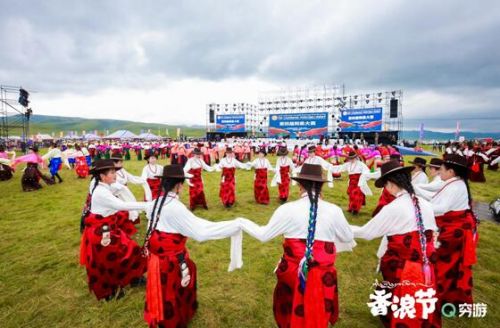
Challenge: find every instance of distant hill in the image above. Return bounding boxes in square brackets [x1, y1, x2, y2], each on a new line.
[27, 114, 205, 138]
[401, 130, 500, 141]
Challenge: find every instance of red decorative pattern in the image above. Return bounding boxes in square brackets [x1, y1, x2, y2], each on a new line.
[254, 168, 270, 204]
[219, 167, 236, 206]
[188, 168, 207, 210]
[372, 188, 396, 216]
[278, 166, 290, 201]
[347, 173, 365, 213]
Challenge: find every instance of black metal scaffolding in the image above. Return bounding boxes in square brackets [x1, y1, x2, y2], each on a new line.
[0, 85, 31, 143]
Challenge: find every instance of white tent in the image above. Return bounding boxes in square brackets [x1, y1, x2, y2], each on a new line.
[105, 130, 139, 139]
[82, 133, 101, 140]
[34, 133, 54, 141]
[138, 132, 160, 140]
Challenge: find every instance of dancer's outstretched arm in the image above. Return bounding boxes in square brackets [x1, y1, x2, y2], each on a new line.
[237, 206, 290, 242]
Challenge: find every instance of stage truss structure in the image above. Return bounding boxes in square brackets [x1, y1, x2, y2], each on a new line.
[0, 85, 31, 144]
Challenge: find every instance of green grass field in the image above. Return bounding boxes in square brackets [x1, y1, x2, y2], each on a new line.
[0, 154, 499, 327]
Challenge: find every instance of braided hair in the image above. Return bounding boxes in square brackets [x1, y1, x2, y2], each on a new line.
[143, 177, 185, 248]
[385, 171, 432, 285]
[90, 168, 114, 194]
[297, 179, 323, 290]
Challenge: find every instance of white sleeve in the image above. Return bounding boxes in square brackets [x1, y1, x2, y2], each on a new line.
[141, 166, 148, 180]
[332, 207, 356, 252]
[202, 160, 215, 172]
[350, 206, 398, 240]
[235, 159, 251, 170]
[97, 188, 147, 212]
[183, 160, 192, 173]
[238, 206, 291, 242]
[492, 156, 500, 166]
[168, 203, 241, 242]
[126, 171, 147, 185]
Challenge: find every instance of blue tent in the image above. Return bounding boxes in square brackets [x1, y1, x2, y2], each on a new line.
[395, 146, 436, 157]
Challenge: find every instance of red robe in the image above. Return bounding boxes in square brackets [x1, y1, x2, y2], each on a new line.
[188, 168, 208, 210]
[144, 231, 197, 328]
[79, 213, 146, 300]
[254, 168, 270, 204]
[379, 230, 440, 328]
[372, 188, 396, 216]
[147, 178, 162, 200]
[75, 156, 89, 178]
[347, 173, 365, 213]
[468, 154, 486, 182]
[274, 239, 338, 328]
[435, 210, 477, 307]
[278, 166, 291, 201]
[219, 167, 236, 206]
[115, 210, 138, 236]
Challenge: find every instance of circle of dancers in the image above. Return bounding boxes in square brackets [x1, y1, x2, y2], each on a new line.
[1, 137, 498, 327]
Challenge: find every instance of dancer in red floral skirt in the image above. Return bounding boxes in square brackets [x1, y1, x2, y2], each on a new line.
[431, 154, 479, 307]
[239, 164, 355, 327]
[248, 149, 274, 204]
[272, 146, 295, 203]
[142, 154, 164, 200]
[80, 159, 147, 301]
[372, 154, 403, 216]
[183, 148, 214, 210]
[143, 165, 242, 328]
[215, 147, 249, 208]
[330, 151, 372, 214]
[75, 145, 89, 178]
[351, 160, 440, 328]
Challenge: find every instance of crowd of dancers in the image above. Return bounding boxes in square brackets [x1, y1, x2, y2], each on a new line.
[1, 137, 499, 327]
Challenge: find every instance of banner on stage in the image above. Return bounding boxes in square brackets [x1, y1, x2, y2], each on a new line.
[340, 107, 383, 132]
[268, 112, 328, 138]
[216, 114, 246, 133]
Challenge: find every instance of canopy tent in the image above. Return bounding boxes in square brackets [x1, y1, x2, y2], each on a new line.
[82, 133, 101, 140]
[105, 130, 139, 139]
[395, 145, 436, 157]
[34, 133, 54, 141]
[138, 132, 160, 140]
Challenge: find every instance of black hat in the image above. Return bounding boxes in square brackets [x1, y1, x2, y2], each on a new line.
[277, 147, 289, 156]
[29, 145, 39, 153]
[156, 164, 192, 179]
[409, 157, 427, 167]
[443, 154, 467, 168]
[375, 160, 414, 188]
[225, 147, 233, 153]
[90, 159, 122, 175]
[110, 153, 123, 161]
[390, 153, 402, 161]
[258, 148, 267, 155]
[427, 158, 443, 168]
[308, 145, 316, 152]
[291, 163, 328, 183]
[192, 148, 202, 155]
[347, 151, 358, 159]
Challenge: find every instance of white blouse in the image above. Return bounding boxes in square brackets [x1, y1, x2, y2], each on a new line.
[411, 171, 429, 185]
[183, 157, 214, 173]
[238, 194, 356, 252]
[414, 175, 444, 201]
[248, 158, 274, 170]
[90, 182, 147, 217]
[145, 192, 243, 271]
[430, 177, 470, 216]
[271, 156, 295, 186]
[141, 164, 164, 180]
[351, 192, 438, 241]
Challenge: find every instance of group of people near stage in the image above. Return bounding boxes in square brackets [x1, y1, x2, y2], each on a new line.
[73, 135, 492, 328]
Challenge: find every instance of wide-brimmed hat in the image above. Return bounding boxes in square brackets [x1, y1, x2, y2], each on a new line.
[277, 147, 289, 156]
[409, 157, 427, 167]
[192, 148, 202, 155]
[110, 153, 123, 161]
[291, 163, 328, 183]
[156, 164, 192, 179]
[90, 159, 122, 175]
[375, 160, 414, 188]
[427, 158, 443, 168]
[443, 154, 467, 168]
[307, 145, 316, 153]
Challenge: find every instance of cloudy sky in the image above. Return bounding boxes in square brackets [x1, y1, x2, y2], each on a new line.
[1, 0, 499, 131]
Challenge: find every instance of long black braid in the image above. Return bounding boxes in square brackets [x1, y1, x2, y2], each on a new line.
[386, 171, 433, 285]
[297, 179, 323, 289]
[143, 177, 185, 248]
